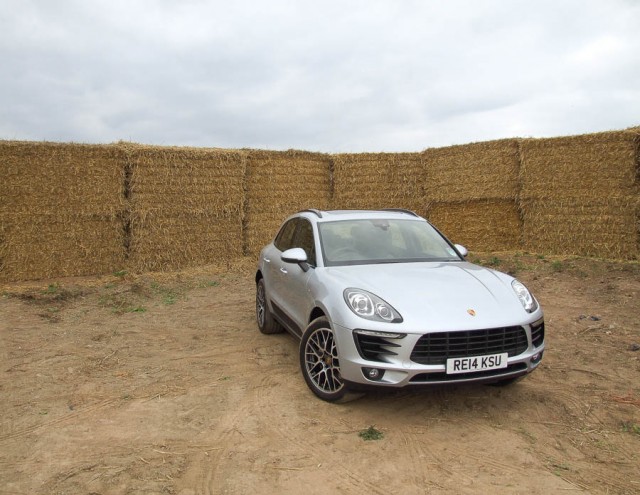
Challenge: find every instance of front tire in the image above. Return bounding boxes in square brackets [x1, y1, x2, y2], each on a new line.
[256, 278, 283, 334]
[299, 317, 348, 402]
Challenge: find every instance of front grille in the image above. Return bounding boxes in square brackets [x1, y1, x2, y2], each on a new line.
[409, 362, 528, 382]
[531, 320, 545, 348]
[353, 333, 401, 363]
[410, 326, 528, 365]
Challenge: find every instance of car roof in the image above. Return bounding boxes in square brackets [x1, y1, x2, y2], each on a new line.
[296, 209, 426, 223]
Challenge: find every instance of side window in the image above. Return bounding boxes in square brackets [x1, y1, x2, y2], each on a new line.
[274, 219, 298, 252]
[293, 219, 317, 266]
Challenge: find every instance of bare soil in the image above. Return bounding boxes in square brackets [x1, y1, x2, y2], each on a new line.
[1, 255, 639, 495]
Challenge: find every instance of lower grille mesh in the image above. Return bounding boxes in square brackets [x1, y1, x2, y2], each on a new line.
[411, 326, 528, 365]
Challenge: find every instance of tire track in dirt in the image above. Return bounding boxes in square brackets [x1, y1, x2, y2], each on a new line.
[191, 376, 260, 495]
[398, 427, 470, 490]
[219, 352, 390, 495]
[0, 397, 120, 442]
[256, 405, 387, 494]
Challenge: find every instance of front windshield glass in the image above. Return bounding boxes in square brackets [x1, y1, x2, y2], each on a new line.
[318, 219, 461, 266]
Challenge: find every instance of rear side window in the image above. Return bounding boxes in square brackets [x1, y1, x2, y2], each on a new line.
[274, 219, 298, 251]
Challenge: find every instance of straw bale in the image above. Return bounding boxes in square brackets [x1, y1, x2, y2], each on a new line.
[0, 214, 125, 281]
[244, 150, 332, 256]
[519, 131, 637, 201]
[332, 153, 425, 213]
[521, 197, 639, 259]
[127, 213, 242, 272]
[0, 141, 127, 281]
[422, 139, 519, 202]
[126, 145, 246, 216]
[427, 200, 522, 252]
[0, 221, 7, 275]
[0, 141, 125, 217]
[243, 211, 291, 257]
[124, 145, 246, 270]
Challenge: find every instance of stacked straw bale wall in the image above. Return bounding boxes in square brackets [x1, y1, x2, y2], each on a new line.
[422, 139, 522, 251]
[332, 153, 425, 213]
[518, 131, 639, 259]
[0, 129, 638, 282]
[0, 142, 125, 281]
[125, 145, 246, 272]
[244, 150, 331, 257]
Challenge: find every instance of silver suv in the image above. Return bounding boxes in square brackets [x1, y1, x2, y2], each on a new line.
[256, 209, 544, 402]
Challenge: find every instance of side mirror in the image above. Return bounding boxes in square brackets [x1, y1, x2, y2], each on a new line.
[281, 247, 308, 264]
[281, 247, 310, 272]
[454, 244, 468, 258]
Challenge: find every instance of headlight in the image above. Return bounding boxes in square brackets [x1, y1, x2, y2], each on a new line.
[343, 288, 403, 323]
[511, 280, 538, 313]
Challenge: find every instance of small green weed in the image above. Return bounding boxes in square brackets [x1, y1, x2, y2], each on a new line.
[549, 460, 571, 476]
[518, 427, 536, 443]
[551, 260, 564, 272]
[113, 270, 127, 277]
[195, 279, 220, 289]
[621, 421, 640, 435]
[150, 282, 182, 305]
[359, 425, 384, 441]
[100, 293, 147, 315]
[43, 283, 59, 295]
[487, 256, 502, 267]
[162, 293, 176, 305]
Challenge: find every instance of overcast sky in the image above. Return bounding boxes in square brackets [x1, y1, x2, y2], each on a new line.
[1, 0, 638, 152]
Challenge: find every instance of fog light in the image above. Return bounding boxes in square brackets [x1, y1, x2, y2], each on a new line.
[531, 351, 543, 364]
[362, 367, 385, 381]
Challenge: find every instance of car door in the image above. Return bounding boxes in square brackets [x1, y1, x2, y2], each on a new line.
[264, 218, 298, 321]
[277, 218, 317, 334]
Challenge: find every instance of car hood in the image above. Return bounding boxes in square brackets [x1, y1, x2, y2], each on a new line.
[321, 262, 533, 331]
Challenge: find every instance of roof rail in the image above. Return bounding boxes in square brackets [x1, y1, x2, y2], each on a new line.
[381, 208, 420, 217]
[298, 209, 323, 218]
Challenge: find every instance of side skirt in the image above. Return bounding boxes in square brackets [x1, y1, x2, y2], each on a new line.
[272, 302, 303, 338]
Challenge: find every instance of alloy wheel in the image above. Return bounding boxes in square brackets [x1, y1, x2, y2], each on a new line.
[303, 327, 344, 394]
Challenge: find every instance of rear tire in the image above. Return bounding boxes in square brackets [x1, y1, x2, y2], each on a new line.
[256, 278, 283, 335]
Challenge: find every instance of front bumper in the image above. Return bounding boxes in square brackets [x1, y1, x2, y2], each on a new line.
[332, 320, 545, 387]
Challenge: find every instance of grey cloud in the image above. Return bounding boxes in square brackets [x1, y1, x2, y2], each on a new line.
[1, 0, 638, 151]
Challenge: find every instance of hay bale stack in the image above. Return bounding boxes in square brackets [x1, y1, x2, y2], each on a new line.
[428, 200, 521, 251]
[0, 141, 125, 282]
[125, 145, 245, 271]
[421, 139, 521, 251]
[422, 139, 520, 202]
[519, 131, 639, 259]
[244, 150, 331, 256]
[332, 153, 425, 213]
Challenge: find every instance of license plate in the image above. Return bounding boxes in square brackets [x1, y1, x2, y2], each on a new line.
[446, 353, 508, 374]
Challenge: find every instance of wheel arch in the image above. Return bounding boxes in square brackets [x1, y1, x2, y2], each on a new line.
[309, 306, 326, 324]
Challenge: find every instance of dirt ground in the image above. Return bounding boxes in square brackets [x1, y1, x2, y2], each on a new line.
[1, 254, 639, 495]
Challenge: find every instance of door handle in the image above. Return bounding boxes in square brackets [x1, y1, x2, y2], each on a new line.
[280, 267, 288, 274]
[263, 257, 271, 263]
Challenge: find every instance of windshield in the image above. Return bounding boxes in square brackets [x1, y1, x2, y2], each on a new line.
[318, 219, 462, 266]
